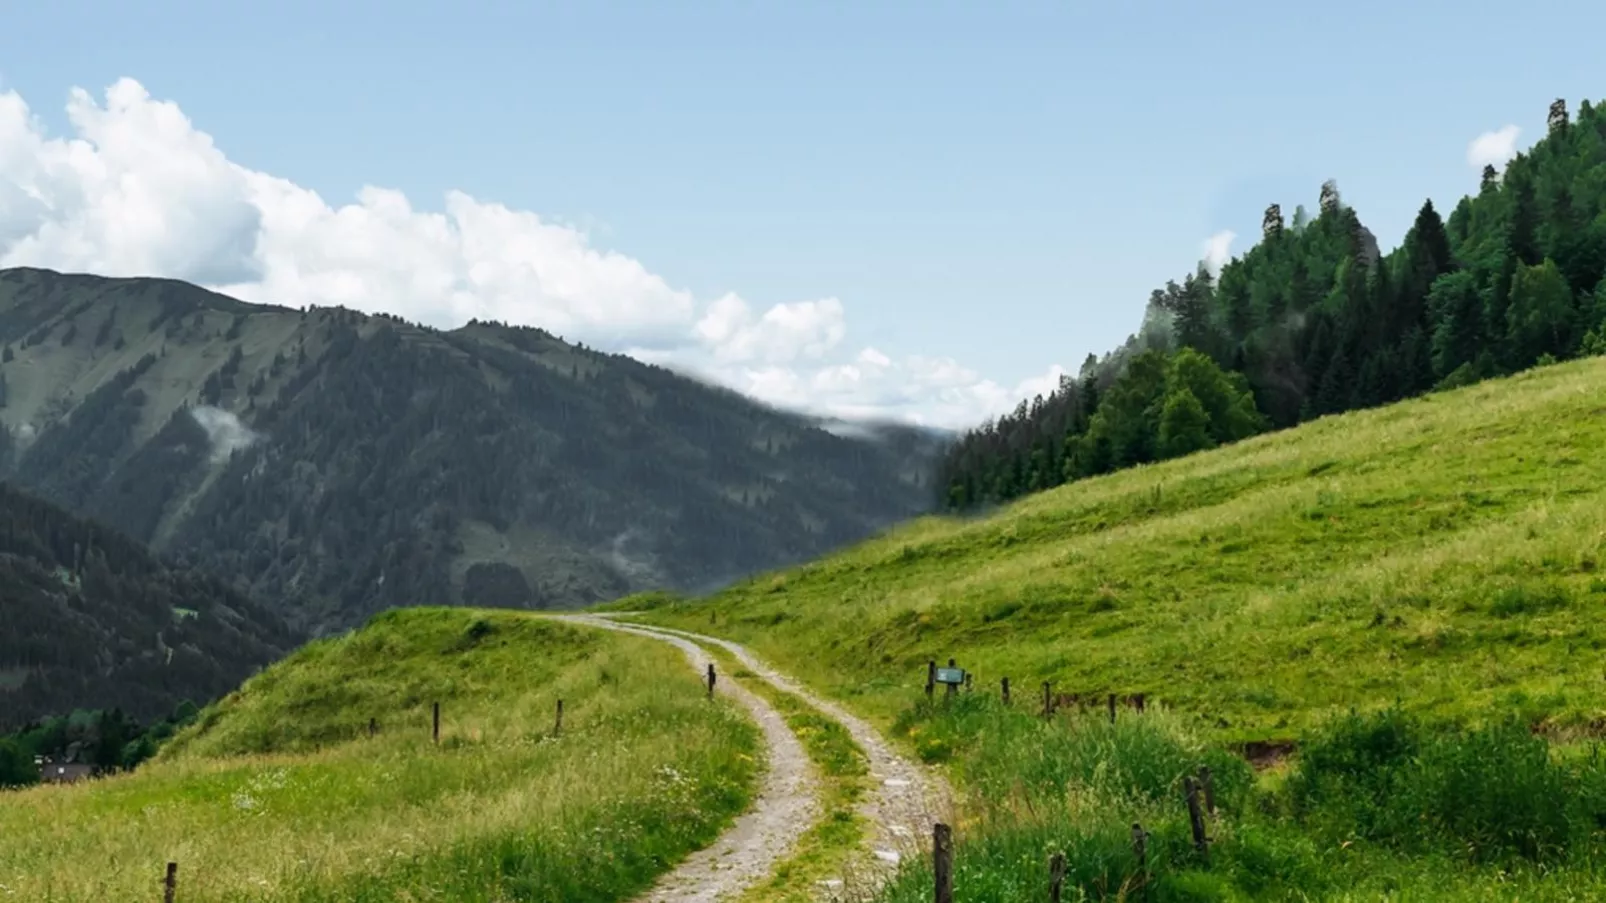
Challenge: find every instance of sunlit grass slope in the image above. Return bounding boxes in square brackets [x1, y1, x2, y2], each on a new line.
[636, 356, 1606, 741]
[0, 608, 760, 902]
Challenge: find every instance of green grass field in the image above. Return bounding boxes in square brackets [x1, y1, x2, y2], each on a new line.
[634, 355, 1606, 743]
[624, 355, 1606, 900]
[871, 698, 1606, 902]
[0, 608, 760, 902]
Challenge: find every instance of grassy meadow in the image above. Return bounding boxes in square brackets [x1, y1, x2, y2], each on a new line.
[632, 355, 1606, 742]
[872, 697, 1606, 902]
[0, 608, 760, 902]
[621, 355, 1606, 899]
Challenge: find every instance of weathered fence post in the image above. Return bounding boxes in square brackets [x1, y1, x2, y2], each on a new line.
[1199, 765, 1215, 817]
[432, 702, 440, 745]
[163, 862, 178, 903]
[964, 671, 973, 693]
[1108, 693, 1117, 723]
[1048, 851, 1066, 903]
[933, 822, 954, 903]
[926, 660, 936, 700]
[1001, 676, 1011, 705]
[707, 663, 717, 699]
[1042, 681, 1052, 719]
[554, 699, 564, 737]
[368, 717, 376, 738]
[1184, 777, 1208, 852]
[1135, 692, 1146, 714]
[946, 659, 959, 698]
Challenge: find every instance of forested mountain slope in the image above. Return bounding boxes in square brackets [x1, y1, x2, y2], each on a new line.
[938, 96, 1606, 508]
[0, 481, 294, 729]
[0, 268, 938, 634]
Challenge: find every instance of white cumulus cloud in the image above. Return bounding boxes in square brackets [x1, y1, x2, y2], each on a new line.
[1467, 124, 1521, 170]
[0, 77, 1069, 430]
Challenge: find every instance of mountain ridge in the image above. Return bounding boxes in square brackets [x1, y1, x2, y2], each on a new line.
[0, 267, 941, 634]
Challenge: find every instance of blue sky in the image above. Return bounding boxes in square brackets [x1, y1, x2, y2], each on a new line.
[1, 0, 1602, 428]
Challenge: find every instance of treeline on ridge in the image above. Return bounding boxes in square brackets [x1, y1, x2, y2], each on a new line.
[938, 97, 1606, 509]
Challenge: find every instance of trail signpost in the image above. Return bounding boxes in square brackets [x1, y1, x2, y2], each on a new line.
[935, 667, 965, 685]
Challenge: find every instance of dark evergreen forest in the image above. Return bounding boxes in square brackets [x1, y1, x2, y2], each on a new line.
[938, 97, 1606, 509]
[0, 481, 294, 730]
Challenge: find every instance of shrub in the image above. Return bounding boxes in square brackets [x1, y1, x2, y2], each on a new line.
[1288, 709, 1582, 864]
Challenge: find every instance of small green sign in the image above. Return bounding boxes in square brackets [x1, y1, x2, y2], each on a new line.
[936, 667, 966, 685]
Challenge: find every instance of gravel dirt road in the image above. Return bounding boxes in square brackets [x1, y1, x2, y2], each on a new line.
[553, 613, 951, 902]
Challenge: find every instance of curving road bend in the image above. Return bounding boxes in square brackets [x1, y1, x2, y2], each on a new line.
[581, 614, 953, 902]
[548, 613, 819, 903]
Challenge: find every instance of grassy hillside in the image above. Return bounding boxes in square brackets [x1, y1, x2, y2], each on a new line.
[628, 354, 1606, 901]
[0, 608, 760, 902]
[0, 266, 940, 634]
[0, 480, 294, 730]
[634, 353, 1606, 742]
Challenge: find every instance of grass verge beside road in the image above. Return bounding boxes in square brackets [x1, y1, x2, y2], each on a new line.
[0, 608, 761, 903]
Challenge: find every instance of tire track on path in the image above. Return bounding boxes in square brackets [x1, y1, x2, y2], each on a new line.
[592, 614, 954, 901]
[548, 613, 819, 903]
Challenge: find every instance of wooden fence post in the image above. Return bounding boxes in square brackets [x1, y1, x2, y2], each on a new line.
[368, 717, 376, 738]
[946, 658, 958, 698]
[707, 663, 716, 699]
[1108, 693, 1117, 723]
[1135, 692, 1146, 714]
[926, 660, 936, 700]
[163, 862, 177, 903]
[1001, 676, 1010, 705]
[1199, 765, 1216, 817]
[432, 702, 440, 745]
[1184, 777, 1208, 852]
[1042, 681, 1052, 719]
[933, 822, 954, 903]
[554, 699, 564, 737]
[1048, 851, 1066, 903]
[964, 672, 973, 693]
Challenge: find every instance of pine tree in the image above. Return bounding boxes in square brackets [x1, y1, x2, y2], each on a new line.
[1548, 98, 1570, 135]
[1263, 203, 1284, 241]
[1157, 388, 1213, 458]
[1319, 179, 1341, 217]
[1427, 271, 1485, 380]
[1506, 258, 1576, 362]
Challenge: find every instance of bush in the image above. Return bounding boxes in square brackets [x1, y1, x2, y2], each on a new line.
[0, 739, 37, 789]
[1408, 719, 1572, 862]
[1288, 709, 1583, 864]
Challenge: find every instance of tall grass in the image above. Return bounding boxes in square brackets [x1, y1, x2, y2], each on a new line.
[1286, 709, 1606, 865]
[0, 608, 760, 902]
[871, 697, 1606, 901]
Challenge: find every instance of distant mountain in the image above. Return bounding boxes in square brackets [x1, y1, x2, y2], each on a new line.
[0, 480, 295, 730]
[0, 268, 940, 634]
